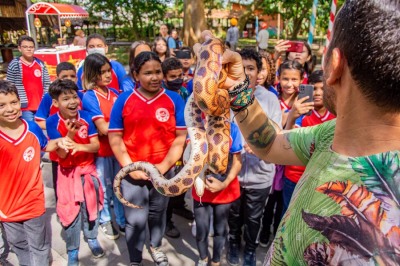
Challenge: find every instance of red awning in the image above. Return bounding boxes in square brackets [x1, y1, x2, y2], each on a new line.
[26, 2, 89, 18]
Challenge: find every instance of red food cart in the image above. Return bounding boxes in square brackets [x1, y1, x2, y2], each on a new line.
[25, 2, 89, 80]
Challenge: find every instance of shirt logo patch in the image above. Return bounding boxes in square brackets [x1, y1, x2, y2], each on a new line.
[34, 69, 42, 78]
[155, 108, 170, 122]
[78, 125, 88, 138]
[23, 146, 35, 162]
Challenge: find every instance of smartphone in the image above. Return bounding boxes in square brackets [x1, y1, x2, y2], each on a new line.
[70, 119, 84, 128]
[298, 84, 314, 116]
[287, 41, 304, 53]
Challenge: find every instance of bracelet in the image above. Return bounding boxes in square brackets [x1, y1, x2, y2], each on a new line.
[231, 94, 255, 113]
[228, 75, 250, 97]
[229, 76, 254, 112]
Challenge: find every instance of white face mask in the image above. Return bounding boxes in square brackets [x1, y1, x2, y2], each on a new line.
[87, 47, 106, 56]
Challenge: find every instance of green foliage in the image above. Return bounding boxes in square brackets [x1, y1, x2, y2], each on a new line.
[259, 0, 344, 39]
[88, 0, 172, 40]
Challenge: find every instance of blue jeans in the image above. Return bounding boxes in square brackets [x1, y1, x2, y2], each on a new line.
[96, 156, 126, 228]
[21, 110, 36, 121]
[63, 175, 100, 251]
[282, 176, 297, 217]
[2, 213, 50, 266]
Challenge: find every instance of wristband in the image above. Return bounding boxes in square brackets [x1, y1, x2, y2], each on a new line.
[229, 75, 254, 112]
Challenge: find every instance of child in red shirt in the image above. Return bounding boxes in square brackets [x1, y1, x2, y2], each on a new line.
[46, 79, 104, 266]
[0, 80, 65, 266]
[193, 122, 242, 266]
[82, 53, 125, 240]
[6, 35, 50, 121]
[109, 51, 186, 266]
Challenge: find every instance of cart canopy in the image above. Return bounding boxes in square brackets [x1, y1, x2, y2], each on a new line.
[26, 2, 89, 18]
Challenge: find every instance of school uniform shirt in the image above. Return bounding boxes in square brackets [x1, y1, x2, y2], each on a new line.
[109, 88, 186, 164]
[280, 98, 291, 112]
[46, 110, 98, 168]
[6, 57, 50, 109]
[20, 60, 45, 111]
[192, 122, 242, 204]
[35, 91, 84, 162]
[0, 119, 48, 222]
[185, 78, 193, 95]
[268, 85, 279, 97]
[82, 87, 119, 157]
[284, 109, 336, 184]
[76, 60, 126, 92]
[120, 75, 136, 92]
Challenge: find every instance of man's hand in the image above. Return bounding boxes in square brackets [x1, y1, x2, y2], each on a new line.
[221, 49, 246, 90]
[193, 30, 246, 91]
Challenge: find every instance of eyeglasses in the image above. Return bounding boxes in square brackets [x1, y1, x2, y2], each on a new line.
[20, 46, 35, 50]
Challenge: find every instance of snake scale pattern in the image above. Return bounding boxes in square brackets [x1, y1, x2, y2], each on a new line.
[114, 37, 230, 208]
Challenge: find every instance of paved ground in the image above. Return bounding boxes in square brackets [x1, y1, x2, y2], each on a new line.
[4, 160, 270, 266]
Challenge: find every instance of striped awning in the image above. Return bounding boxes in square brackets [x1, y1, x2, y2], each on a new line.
[26, 2, 88, 18]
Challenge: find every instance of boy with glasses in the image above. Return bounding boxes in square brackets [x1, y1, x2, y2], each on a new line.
[6, 35, 50, 121]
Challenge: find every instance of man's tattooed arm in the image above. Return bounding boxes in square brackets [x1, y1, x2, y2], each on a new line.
[234, 99, 301, 166]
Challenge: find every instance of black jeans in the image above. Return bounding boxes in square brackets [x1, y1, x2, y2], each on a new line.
[261, 190, 283, 238]
[122, 169, 173, 263]
[228, 186, 270, 251]
[166, 193, 186, 222]
[193, 200, 231, 263]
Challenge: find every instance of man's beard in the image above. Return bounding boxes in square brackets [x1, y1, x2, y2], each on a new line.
[323, 79, 337, 116]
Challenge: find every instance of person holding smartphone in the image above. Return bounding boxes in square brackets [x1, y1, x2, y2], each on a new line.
[273, 40, 313, 84]
[282, 70, 335, 215]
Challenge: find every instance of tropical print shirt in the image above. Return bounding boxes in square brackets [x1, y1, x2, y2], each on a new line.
[265, 119, 400, 265]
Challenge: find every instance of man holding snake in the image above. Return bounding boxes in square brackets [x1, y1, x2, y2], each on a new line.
[215, 0, 400, 264]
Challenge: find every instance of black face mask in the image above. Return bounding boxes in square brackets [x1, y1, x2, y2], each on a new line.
[166, 78, 184, 91]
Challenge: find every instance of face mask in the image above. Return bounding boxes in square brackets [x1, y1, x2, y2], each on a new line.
[166, 78, 184, 91]
[87, 47, 106, 56]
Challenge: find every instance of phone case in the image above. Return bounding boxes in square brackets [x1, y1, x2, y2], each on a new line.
[298, 84, 314, 116]
[287, 41, 304, 53]
[71, 119, 84, 128]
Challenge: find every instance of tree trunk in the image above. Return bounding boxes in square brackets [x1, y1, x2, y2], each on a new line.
[291, 18, 303, 39]
[183, 0, 206, 47]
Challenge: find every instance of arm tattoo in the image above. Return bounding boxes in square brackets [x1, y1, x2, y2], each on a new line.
[247, 120, 277, 150]
[282, 131, 293, 150]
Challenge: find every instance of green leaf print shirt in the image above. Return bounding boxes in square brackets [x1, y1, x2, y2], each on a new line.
[264, 119, 400, 266]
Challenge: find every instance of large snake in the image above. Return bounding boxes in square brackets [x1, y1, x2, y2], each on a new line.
[113, 37, 230, 208]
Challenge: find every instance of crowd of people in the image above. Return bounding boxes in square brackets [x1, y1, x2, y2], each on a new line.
[0, 1, 399, 266]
